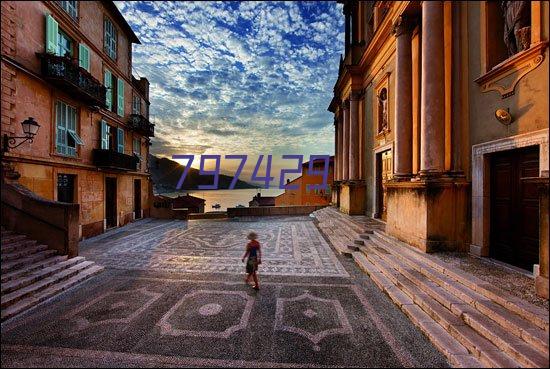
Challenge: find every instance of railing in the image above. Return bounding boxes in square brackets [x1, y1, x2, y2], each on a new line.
[39, 53, 106, 107]
[128, 114, 155, 137]
[92, 149, 138, 171]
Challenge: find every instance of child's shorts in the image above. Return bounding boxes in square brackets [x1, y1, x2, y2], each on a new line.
[246, 256, 258, 274]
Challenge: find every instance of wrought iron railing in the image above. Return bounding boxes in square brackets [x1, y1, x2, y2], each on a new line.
[128, 114, 155, 137]
[39, 53, 106, 107]
[92, 149, 138, 171]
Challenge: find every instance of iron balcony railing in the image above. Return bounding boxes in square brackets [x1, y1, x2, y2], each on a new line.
[39, 53, 107, 108]
[128, 114, 155, 137]
[92, 149, 138, 171]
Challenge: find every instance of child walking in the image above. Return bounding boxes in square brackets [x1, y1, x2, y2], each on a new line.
[242, 231, 261, 290]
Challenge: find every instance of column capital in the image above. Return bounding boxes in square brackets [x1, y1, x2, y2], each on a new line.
[350, 90, 364, 101]
[341, 99, 350, 110]
[392, 15, 413, 37]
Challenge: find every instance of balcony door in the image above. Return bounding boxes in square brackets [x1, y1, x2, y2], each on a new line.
[57, 174, 75, 203]
[105, 177, 117, 229]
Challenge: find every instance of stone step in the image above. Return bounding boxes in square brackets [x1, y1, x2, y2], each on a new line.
[1, 264, 104, 322]
[1, 230, 15, 237]
[1, 239, 38, 254]
[1, 234, 27, 245]
[1, 244, 49, 262]
[361, 241, 548, 367]
[1, 261, 95, 309]
[1, 255, 69, 283]
[1, 250, 58, 274]
[351, 252, 486, 367]
[371, 230, 549, 332]
[1, 257, 86, 295]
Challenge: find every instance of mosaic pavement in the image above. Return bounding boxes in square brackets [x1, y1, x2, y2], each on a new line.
[79, 217, 349, 277]
[1, 218, 449, 367]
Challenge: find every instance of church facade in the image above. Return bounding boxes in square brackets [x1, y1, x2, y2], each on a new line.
[329, 1, 549, 298]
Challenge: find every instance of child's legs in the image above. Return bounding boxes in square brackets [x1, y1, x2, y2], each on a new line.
[252, 271, 259, 287]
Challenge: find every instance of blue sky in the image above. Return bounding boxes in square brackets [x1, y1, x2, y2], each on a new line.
[115, 1, 344, 178]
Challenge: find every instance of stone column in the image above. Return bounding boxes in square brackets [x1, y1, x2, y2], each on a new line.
[420, 1, 445, 176]
[349, 92, 360, 180]
[334, 117, 339, 181]
[342, 101, 350, 181]
[393, 16, 413, 178]
[338, 113, 344, 180]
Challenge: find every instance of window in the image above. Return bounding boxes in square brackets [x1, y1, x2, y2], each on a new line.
[132, 95, 141, 115]
[56, 101, 82, 156]
[100, 120, 124, 153]
[133, 137, 142, 170]
[58, 1, 77, 19]
[57, 174, 76, 203]
[57, 29, 73, 57]
[104, 17, 117, 60]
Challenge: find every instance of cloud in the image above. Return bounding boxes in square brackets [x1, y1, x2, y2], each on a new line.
[116, 1, 344, 171]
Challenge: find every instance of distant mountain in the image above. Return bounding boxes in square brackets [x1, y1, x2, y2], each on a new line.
[149, 154, 257, 193]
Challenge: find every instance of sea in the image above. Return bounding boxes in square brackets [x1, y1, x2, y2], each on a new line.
[159, 188, 284, 212]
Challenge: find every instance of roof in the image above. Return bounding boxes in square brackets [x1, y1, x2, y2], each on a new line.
[172, 194, 205, 208]
[102, 1, 141, 44]
[250, 196, 276, 206]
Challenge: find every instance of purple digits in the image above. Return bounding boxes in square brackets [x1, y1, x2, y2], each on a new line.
[198, 155, 221, 190]
[306, 155, 330, 191]
[172, 154, 194, 190]
[251, 155, 274, 189]
[225, 155, 247, 189]
[279, 155, 303, 189]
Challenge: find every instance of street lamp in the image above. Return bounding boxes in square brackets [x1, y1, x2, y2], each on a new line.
[2, 117, 41, 153]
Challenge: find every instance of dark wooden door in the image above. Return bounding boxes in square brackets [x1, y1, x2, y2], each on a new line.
[134, 179, 142, 219]
[57, 174, 75, 203]
[490, 146, 539, 271]
[376, 150, 392, 221]
[105, 177, 117, 228]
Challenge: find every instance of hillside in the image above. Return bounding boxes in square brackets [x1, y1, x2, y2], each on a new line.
[149, 154, 257, 193]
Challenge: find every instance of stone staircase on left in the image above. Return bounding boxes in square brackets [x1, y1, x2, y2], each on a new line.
[1, 227, 104, 322]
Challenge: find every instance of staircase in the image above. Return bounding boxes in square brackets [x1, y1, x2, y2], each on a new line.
[313, 207, 549, 368]
[1, 227, 104, 322]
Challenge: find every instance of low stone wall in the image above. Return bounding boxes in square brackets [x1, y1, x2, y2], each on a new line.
[188, 212, 227, 220]
[1, 182, 80, 257]
[227, 205, 326, 218]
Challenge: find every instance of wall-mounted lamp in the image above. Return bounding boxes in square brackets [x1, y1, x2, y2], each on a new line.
[495, 108, 513, 126]
[2, 117, 41, 153]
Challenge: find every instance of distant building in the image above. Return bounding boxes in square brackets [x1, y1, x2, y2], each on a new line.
[276, 156, 334, 206]
[172, 194, 205, 214]
[249, 192, 276, 207]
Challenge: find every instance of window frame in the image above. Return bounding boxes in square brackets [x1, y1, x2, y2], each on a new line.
[58, 1, 78, 20]
[57, 28, 73, 58]
[104, 16, 118, 61]
[55, 100, 81, 157]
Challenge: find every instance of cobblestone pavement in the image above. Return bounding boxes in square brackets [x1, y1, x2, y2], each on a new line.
[1, 217, 449, 367]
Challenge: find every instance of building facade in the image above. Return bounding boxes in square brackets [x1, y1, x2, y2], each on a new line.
[1, 1, 154, 239]
[330, 1, 548, 297]
[275, 157, 334, 206]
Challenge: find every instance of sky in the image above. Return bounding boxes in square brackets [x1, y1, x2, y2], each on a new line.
[115, 1, 344, 180]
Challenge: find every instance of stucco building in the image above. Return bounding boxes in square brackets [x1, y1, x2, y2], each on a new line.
[275, 156, 334, 206]
[1, 0, 154, 239]
[330, 1, 548, 298]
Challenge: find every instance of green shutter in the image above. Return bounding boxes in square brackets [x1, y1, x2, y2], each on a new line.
[117, 127, 124, 153]
[117, 79, 124, 116]
[45, 14, 59, 54]
[79, 44, 90, 72]
[104, 69, 112, 111]
[100, 120, 109, 149]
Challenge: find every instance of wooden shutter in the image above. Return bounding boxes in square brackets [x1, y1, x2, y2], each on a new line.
[79, 44, 90, 72]
[100, 120, 109, 149]
[45, 14, 59, 54]
[117, 127, 124, 153]
[117, 78, 124, 116]
[104, 69, 112, 111]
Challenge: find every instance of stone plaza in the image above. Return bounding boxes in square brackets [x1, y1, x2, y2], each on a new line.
[1, 217, 448, 367]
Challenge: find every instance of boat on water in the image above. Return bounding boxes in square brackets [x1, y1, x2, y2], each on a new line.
[212, 203, 221, 209]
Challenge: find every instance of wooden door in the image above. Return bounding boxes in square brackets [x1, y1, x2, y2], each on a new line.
[134, 179, 142, 219]
[57, 174, 75, 203]
[105, 177, 117, 228]
[490, 146, 539, 271]
[376, 150, 393, 221]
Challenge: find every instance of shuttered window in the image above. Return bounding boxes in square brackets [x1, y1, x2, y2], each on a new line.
[58, 1, 78, 19]
[117, 79, 124, 116]
[104, 69, 113, 111]
[117, 127, 125, 153]
[104, 17, 117, 60]
[132, 95, 141, 115]
[45, 15, 59, 54]
[78, 44, 90, 72]
[56, 101, 82, 156]
[100, 120, 110, 149]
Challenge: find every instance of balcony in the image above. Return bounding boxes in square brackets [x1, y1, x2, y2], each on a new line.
[92, 149, 138, 171]
[128, 114, 155, 137]
[39, 53, 106, 108]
